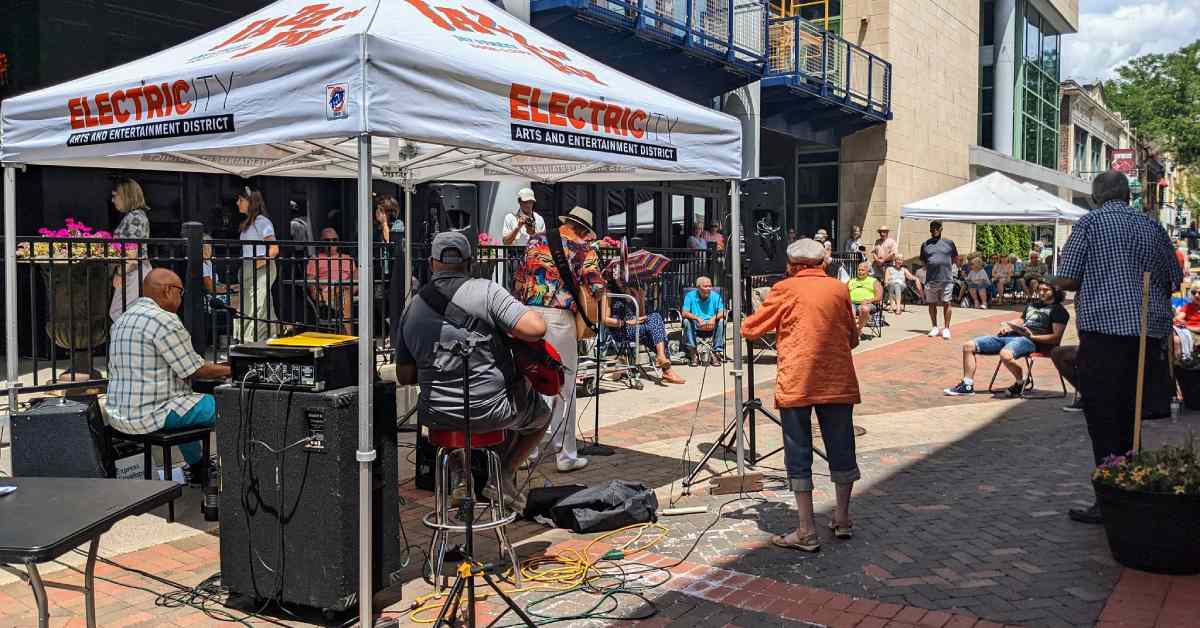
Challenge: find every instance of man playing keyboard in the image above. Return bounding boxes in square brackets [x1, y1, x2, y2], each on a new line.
[106, 269, 231, 479]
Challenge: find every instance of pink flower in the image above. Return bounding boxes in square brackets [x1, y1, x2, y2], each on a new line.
[37, 228, 52, 236]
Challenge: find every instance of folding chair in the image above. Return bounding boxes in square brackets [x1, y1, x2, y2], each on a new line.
[678, 287, 726, 364]
[987, 351, 1068, 398]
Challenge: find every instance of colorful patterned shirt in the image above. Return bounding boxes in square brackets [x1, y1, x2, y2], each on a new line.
[105, 298, 205, 434]
[515, 230, 604, 311]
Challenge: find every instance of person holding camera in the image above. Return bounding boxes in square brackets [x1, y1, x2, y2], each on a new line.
[502, 188, 546, 246]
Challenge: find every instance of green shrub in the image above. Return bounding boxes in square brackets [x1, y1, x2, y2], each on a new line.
[975, 224, 1032, 258]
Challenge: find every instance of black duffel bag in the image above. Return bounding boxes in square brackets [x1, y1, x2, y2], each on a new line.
[550, 480, 658, 533]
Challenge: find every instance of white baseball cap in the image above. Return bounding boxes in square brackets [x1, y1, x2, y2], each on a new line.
[517, 188, 536, 202]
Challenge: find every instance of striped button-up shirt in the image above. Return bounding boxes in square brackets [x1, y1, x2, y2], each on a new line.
[105, 298, 205, 434]
[1058, 200, 1182, 338]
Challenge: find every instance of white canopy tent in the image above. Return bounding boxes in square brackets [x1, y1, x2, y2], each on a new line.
[0, 1, 746, 624]
[899, 172, 1087, 272]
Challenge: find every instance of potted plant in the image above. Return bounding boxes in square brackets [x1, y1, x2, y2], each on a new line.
[17, 218, 127, 380]
[1092, 439, 1200, 575]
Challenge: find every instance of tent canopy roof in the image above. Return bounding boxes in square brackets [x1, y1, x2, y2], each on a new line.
[1, 0, 741, 181]
[901, 172, 1087, 224]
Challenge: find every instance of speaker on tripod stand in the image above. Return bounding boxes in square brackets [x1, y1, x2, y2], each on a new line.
[685, 177, 828, 493]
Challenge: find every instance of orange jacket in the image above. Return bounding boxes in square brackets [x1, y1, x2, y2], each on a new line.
[741, 268, 861, 408]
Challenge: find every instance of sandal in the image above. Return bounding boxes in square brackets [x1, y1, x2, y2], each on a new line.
[770, 530, 820, 552]
[828, 519, 854, 539]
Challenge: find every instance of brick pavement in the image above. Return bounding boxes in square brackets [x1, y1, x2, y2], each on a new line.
[3, 308, 1197, 628]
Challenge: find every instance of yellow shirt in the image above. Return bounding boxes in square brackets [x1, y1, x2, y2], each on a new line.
[847, 276, 878, 303]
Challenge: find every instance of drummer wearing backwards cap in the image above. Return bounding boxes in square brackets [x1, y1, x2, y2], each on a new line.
[502, 188, 547, 246]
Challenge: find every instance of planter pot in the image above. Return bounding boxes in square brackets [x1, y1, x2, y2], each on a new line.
[1094, 480, 1200, 575]
[36, 261, 113, 374]
[1175, 368, 1200, 410]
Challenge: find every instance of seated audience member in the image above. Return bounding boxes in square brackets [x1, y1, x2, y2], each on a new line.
[965, 257, 991, 309]
[824, 240, 851, 282]
[1020, 252, 1048, 299]
[884, 256, 918, 314]
[1173, 281, 1200, 355]
[305, 227, 358, 334]
[847, 262, 883, 335]
[1050, 345, 1083, 412]
[106, 269, 232, 478]
[603, 279, 685, 384]
[991, 254, 1015, 304]
[681, 276, 726, 366]
[945, 282, 1068, 397]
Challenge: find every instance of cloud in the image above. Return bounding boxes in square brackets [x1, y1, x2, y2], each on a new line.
[1062, 1, 1199, 83]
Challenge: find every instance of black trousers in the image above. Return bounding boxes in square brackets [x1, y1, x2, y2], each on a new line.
[1077, 331, 1168, 467]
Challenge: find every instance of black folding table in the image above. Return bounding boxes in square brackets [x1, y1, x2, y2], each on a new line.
[0, 477, 182, 628]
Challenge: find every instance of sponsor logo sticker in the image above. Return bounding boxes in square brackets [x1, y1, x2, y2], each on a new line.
[326, 83, 348, 120]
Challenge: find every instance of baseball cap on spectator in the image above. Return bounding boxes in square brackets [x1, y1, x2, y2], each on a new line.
[431, 231, 472, 264]
[517, 188, 536, 202]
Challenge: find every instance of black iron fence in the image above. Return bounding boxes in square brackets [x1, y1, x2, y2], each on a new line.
[7, 227, 714, 395]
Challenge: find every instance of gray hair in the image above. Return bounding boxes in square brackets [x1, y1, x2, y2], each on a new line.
[787, 238, 825, 265]
[1091, 170, 1131, 207]
[695, 275, 712, 287]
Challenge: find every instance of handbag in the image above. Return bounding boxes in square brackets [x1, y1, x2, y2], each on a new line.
[545, 226, 598, 340]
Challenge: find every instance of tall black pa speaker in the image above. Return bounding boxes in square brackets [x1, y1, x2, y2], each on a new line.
[213, 383, 401, 613]
[418, 183, 479, 246]
[738, 177, 787, 276]
[11, 397, 114, 478]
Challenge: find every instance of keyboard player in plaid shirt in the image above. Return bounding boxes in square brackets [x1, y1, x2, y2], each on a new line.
[1055, 171, 1182, 525]
[106, 269, 231, 480]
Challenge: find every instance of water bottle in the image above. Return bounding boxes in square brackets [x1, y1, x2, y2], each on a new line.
[1171, 398, 1182, 419]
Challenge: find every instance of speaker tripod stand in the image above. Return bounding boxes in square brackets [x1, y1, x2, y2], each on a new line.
[432, 339, 535, 628]
[683, 275, 826, 493]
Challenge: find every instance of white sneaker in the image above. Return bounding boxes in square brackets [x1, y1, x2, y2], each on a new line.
[928, 327, 941, 337]
[556, 457, 589, 473]
[942, 328, 952, 340]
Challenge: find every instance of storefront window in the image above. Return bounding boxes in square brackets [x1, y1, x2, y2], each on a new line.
[1023, 9, 1040, 61]
[1074, 128, 1087, 174]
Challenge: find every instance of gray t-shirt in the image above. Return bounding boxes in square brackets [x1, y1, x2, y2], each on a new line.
[395, 273, 530, 430]
[920, 237, 958, 283]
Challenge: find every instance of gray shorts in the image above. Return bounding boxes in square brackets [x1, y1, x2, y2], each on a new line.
[924, 281, 955, 304]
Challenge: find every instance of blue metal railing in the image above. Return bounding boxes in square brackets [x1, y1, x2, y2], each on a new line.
[573, 0, 769, 70]
[766, 15, 892, 118]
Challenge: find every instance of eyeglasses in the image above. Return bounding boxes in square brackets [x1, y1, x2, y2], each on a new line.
[323, 238, 338, 242]
[167, 285, 185, 296]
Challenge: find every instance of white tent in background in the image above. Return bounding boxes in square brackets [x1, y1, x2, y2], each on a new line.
[899, 172, 1087, 273]
[0, 1, 748, 625]
[901, 172, 1086, 224]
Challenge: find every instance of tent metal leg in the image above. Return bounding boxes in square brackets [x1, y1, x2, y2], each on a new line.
[729, 179, 745, 476]
[4, 166, 18, 414]
[355, 133, 376, 628]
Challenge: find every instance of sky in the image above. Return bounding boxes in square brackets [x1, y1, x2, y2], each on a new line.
[1061, 0, 1199, 83]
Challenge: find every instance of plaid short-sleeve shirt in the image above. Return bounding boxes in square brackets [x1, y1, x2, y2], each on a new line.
[105, 298, 205, 434]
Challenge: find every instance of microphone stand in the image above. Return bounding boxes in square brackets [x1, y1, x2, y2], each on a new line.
[433, 338, 535, 628]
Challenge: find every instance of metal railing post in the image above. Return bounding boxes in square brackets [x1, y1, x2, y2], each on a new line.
[844, 40, 852, 102]
[636, 0, 645, 28]
[867, 57, 874, 111]
[181, 222, 205, 353]
[726, 0, 734, 60]
[820, 30, 829, 93]
[792, 17, 800, 78]
[684, 0, 693, 46]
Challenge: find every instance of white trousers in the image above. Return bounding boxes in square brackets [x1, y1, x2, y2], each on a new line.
[534, 306, 578, 463]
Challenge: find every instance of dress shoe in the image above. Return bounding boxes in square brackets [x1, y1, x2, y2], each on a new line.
[1068, 504, 1103, 524]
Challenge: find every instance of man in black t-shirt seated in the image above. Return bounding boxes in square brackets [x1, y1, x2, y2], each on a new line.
[944, 283, 1070, 398]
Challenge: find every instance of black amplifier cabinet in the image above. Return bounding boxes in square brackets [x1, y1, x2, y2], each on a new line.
[213, 383, 400, 613]
[229, 340, 357, 391]
[11, 397, 113, 478]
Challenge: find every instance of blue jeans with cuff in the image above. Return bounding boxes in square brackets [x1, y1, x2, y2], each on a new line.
[780, 404, 861, 492]
[972, 335, 1036, 358]
[682, 318, 725, 352]
[163, 394, 216, 466]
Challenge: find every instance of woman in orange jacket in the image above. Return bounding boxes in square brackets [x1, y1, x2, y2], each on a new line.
[741, 238, 862, 552]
